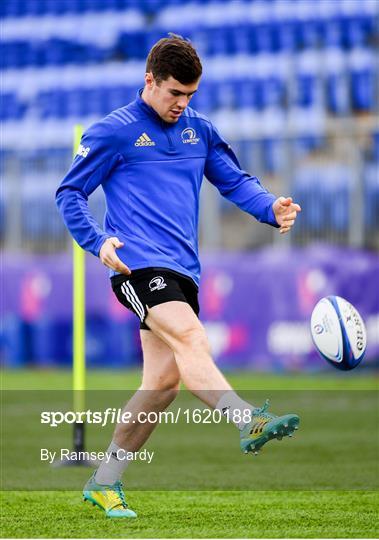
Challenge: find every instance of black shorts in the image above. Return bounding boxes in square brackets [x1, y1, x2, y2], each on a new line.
[111, 268, 200, 330]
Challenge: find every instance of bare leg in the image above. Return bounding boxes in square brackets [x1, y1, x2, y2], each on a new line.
[94, 330, 179, 485]
[145, 301, 234, 408]
[113, 330, 180, 451]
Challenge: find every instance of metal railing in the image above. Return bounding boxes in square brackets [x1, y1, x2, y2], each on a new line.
[1, 115, 378, 254]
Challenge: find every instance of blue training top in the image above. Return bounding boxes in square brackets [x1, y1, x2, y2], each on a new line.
[56, 90, 278, 286]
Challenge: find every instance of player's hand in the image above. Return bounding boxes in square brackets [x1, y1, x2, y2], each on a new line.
[272, 197, 302, 234]
[99, 237, 131, 275]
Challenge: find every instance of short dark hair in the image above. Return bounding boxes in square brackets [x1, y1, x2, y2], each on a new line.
[146, 33, 202, 85]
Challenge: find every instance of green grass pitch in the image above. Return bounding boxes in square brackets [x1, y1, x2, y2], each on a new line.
[1, 368, 378, 538]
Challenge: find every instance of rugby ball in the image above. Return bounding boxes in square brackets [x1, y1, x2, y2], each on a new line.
[310, 296, 367, 370]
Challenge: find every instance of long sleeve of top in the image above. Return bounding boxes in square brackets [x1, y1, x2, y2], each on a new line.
[56, 90, 278, 286]
[56, 124, 120, 256]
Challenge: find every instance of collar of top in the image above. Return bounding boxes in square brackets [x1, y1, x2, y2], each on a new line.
[135, 88, 162, 121]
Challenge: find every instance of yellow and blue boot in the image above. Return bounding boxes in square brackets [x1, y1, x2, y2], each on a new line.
[83, 473, 137, 518]
[240, 399, 299, 455]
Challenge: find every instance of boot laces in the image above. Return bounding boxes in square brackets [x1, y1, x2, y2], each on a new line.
[107, 481, 127, 510]
[253, 399, 274, 420]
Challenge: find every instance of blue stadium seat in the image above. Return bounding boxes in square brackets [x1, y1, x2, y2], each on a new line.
[237, 79, 259, 109]
[65, 89, 84, 118]
[344, 18, 368, 49]
[214, 81, 236, 110]
[6, 41, 29, 69]
[364, 163, 379, 229]
[208, 27, 230, 56]
[324, 20, 344, 48]
[325, 71, 350, 115]
[0, 93, 26, 120]
[275, 22, 299, 52]
[1, 38, 106, 69]
[138, 0, 169, 16]
[106, 86, 131, 111]
[44, 39, 67, 66]
[117, 30, 147, 60]
[254, 23, 275, 53]
[108, 86, 137, 112]
[197, 81, 215, 113]
[2, 0, 25, 17]
[294, 72, 319, 108]
[54, 90, 69, 118]
[0, 43, 11, 69]
[31, 0, 59, 16]
[324, 45, 351, 115]
[228, 26, 253, 55]
[1, 1, 377, 134]
[349, 47, 376, 112]
[261, 76, 285, 108]
[35, 91, 50, 118]
[299, 20, 321, 50]
[190, 29, 209, 57]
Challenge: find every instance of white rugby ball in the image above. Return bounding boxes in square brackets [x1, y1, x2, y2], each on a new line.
[310, 296, 367, 370]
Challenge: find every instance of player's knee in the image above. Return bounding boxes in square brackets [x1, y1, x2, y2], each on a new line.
[176, 326, 210, 356]
[141, 375, 180, 396]
[159, 384, 179, 406]
[147, 385, 179, 409]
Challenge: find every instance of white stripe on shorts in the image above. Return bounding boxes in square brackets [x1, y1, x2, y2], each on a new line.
[121, 282, 144, 321]
[125, 281, 146, 321]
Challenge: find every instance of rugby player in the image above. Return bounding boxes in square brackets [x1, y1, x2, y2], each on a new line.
[56, 34, 301, 518]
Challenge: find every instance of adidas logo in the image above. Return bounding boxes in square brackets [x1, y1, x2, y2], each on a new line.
[111, 451, 120, 461]
[135, 132, 156, 147]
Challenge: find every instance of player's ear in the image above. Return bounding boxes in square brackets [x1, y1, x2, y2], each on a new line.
[144, 72, 154, 89]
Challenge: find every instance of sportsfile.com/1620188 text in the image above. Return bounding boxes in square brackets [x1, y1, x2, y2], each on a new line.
[40, 407, 253, 427]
